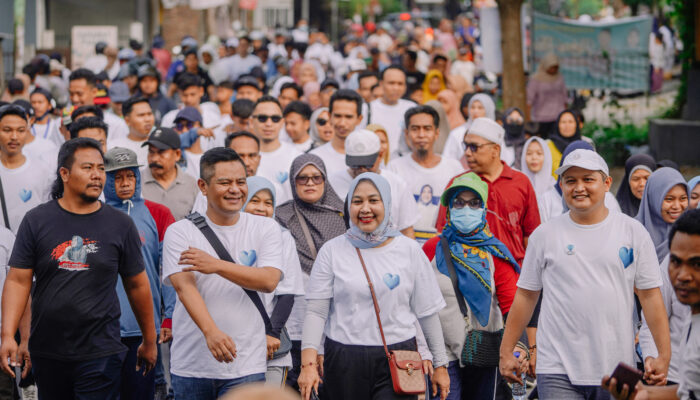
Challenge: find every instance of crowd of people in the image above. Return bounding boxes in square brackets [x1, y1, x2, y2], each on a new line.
[0, 14, 697, 400]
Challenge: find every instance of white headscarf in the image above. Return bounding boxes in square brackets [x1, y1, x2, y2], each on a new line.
[521, 137, 555, 198]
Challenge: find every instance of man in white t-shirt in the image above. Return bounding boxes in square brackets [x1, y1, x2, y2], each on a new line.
[368, 66, 416, 159]
[11, 99, 58, 172]
[162, 148, 284, 399]
[500, 149, 671, 399]
[603, 209, 700, 400]
[107, 97, 154, 166]
[251, 96, 301, 205]
[282, 101, 313, 153]
[68, 68, 129, 141]
[388, 105, 463, 244]
[328, 129, 418, 238]
[310, 89, 364, 177]
[0, 106, 52, 233]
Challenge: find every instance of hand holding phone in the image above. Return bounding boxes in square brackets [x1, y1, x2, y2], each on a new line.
[610, 362, 643, 393]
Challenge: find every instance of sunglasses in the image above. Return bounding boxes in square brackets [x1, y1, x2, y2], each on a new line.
[316, 118, 328, 126]
[462, 142, 495, 153]
[254, 114, 283, 123]
[295, 174, 324, 185]
[452, 198, 483, 210]
[175, 121, 195, 131]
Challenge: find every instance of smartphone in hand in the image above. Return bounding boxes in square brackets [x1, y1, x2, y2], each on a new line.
[610, 362, 644, 393]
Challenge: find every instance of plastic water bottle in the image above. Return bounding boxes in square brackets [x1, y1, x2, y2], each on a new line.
[512, 351, 527, 400]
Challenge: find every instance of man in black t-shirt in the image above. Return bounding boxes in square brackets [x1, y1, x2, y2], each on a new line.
[0, 138, 157, 400]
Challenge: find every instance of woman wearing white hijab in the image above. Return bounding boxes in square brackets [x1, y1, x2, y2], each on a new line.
[442, 93, 496, 161]
[520, 137, 558, 223]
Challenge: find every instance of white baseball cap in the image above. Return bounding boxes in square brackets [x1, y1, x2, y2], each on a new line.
[555, 149, 609, 176]
[345, 129, 380, 167]
[466, 117, 505, 146]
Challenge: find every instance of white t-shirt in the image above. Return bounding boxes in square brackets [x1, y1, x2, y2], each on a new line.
[0, 227, 15, 344]
[23, 137, 58, 172]
[368, 99, 416, 160]
[107, 137, 149, 167]
[291, 137, 313, 153]
[541, 190, 622, 223]
[161, 103, 225, 152]
[0, 158, 53, 233]
[31, 119, 65, 147]
[387, 155, 463, 242]
[162, 212, 284, 380]
[677, 313, 700, 400]
[257, 142, 301, 206]
[329, 169, 419, 231]
[441, 123, 469, 161]
[262, 229, 305, 368]
[517, 211, 662, 385]
[309, 142, 346, 178]
[183, 151, 203, 180]
[104, 112, 129, 143]
[306, 235, 445, 346]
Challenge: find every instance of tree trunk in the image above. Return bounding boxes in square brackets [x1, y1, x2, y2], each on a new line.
[496, 0, 528, 115]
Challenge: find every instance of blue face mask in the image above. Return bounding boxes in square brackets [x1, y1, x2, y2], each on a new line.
[450, 207, 484, 233]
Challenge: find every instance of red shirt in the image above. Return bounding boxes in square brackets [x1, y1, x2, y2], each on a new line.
[422, 236, 517, 314]
[435, 163, 541, 264]
[145, 200, 176, 242]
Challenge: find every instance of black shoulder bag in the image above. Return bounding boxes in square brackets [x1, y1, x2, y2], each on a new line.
[186, 212, 292, 359]
[0, 176, 10, 229]
[441, 236, 503, 368]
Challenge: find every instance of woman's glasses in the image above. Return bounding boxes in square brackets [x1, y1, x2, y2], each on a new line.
[316, 118, 328, 126]
[452, 198, 482, 210]
[295, 174, 324, 185]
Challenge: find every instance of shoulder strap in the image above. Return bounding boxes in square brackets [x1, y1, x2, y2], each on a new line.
[441, 237, 469, 317]
[293, 204, 317, 259]
[355, 247, 391, 359]
[185, 212, 272, 334]
[0, 176, 9, 230]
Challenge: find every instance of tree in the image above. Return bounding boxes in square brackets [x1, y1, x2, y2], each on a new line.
[496, 0, 528, 115]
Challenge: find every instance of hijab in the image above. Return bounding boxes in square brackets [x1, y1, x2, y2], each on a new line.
[616, 154, 656, 217]
[503, 107, 527, 147]
[422, 69, 446, 103]
[554, 140, 594, 196]
[635, 167, 688, 263]
[244, 176, 277, 216]
[309, 107, 329, 145]
[425, 100, 451, 154]
[532, 52, 562, 84]
[435, 173, 519, 326]
[437, 89, 466, 130]
[688, 176, 700, 208]
[344, 172, 401, 249]
[465, 93, 496, 128]
[550, 109, 582, 154]
[270, 76, 295, 98]
[275, 154, 345, 273]
[521, 137, 556, 199]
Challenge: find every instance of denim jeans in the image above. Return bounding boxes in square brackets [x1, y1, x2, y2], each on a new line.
[538, 374, 612, 400]
[427, 360, 497, 400]
[171, 373, 265, 400]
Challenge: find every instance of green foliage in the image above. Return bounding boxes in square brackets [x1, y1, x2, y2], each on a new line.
[662, 0, 696, 119]
[582, 121, 649, 166]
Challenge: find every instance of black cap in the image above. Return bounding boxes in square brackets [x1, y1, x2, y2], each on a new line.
[320, 78, 339, 91]
[141, 127, 181, 150]
[234, 75, 260, 91]
[137, 64, 159, 80]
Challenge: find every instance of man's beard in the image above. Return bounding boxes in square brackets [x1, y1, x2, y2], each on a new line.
[261, 137, 275, 144]
[416, 148, 429, 159]
[79, 192, 100, 203]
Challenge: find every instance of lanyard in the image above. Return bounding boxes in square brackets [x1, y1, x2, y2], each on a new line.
[31, 118, 52, 139]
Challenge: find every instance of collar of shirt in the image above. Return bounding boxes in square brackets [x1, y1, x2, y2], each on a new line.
[477, 161, 514, 184]
[142, 165, 187, 189]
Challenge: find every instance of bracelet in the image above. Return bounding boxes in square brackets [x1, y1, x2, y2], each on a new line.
[300, 362, 316, 369]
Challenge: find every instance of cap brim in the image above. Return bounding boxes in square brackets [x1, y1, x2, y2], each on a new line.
[105, 163, 142, 172]
[142, 140, 175, 150]
[346, 154, 378, 168]
[555, 162, 608, 176]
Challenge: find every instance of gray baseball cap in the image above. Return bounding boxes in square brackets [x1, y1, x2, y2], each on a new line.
[104, 147, 142, 172]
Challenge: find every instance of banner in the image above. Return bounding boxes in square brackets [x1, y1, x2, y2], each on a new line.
[71, 26, 118, 70]
[531, 13, 652, 91]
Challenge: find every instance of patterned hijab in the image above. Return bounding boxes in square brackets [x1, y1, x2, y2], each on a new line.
[344, 173, 401, 249]
[275, 154, 345, 273]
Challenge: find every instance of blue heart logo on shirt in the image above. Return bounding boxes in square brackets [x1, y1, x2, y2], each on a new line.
[239, 250, 257, 266]
[19, 189, 32, 203]
[619, 247, 634, 269]
[276, 171, 289, 184]
[566, 244, 575, 255]
[383, 273, 400, 290]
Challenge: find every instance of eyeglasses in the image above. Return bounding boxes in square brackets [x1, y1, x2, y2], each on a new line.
[462, 142, 495, 153]
[316, 118, 328, 126]
[175, 121, 195, 131]
[452, 198, 483, 210]
[254, 114, 283, 123]
[295, 174, 324, 185]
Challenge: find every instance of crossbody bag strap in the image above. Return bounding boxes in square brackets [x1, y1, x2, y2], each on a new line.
[0, 176, 10, 230]
[441, 236, 469, 317]
[185, 212, 272, 335]
[355, 247, 391, 359]
[293, 204, 317, 259]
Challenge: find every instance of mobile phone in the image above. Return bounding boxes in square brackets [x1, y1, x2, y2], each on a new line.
[310, 388, 320, 400]
[610, 362, 643, 393]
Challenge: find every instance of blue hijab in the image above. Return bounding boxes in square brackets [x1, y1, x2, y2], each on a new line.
[688, 176, 700, 208]
[244, 176, 277, 216]
[344, 172, 401, 249]
[436, 188, 519, 327]
[636, 167, 688, 262]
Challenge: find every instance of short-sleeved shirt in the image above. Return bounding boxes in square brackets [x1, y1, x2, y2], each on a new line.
[678, 313, 700, 400]
[141, 165, 199, 221]
[9, 201, 145, 361]
[517, 211, 662, 385]
[306, 235, 445, 346]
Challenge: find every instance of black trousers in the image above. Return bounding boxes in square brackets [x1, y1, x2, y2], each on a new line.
[322, 337, 418, 400]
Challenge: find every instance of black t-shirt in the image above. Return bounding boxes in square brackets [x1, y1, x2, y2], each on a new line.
[9, 200, 145, 361]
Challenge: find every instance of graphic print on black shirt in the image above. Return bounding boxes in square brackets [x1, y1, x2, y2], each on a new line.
[52, 235, 97, 270]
